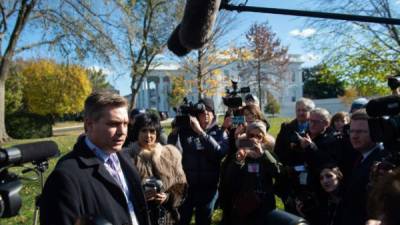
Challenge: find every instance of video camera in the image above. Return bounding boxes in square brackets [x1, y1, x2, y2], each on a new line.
[222, 80, 250, 126]
[174, 97, 207, 128]
[0, 141, 60, 218]
[222, 80, 250, 108]
[366, 95, 400, 168]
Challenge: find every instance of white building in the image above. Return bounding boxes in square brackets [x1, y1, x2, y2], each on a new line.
[133, 54, 304, 116]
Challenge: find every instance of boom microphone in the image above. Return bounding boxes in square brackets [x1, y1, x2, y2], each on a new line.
[0, 141, 60, 168]
[168, 0, 221, 56]
[366, 95, 400, 117]
[167, 24, 191, 57]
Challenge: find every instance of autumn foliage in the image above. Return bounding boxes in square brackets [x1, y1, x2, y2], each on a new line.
[21, 60, 92, 116]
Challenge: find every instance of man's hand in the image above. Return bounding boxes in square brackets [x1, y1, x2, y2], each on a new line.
[189, 116, 204, 135]
[234, 124, 246, 139]
[222, 116, 232, 130]
[297, 133, 313, 149]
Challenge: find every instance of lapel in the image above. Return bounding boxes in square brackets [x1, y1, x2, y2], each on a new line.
[360, 146, 382, 168]
[74, 136, 128, 204]
[118, 149, 149, 222]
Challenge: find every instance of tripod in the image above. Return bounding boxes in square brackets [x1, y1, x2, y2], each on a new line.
[30, 161, 49, 225]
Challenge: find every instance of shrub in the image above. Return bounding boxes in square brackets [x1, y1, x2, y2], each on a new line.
[6, 112, 53, 139]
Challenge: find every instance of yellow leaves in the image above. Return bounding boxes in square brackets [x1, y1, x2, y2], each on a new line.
[22, 59, 92, 116]
[339, 88, 358, 106]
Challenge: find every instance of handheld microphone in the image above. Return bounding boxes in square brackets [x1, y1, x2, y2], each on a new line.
[0, 141, 60, 168]
[366, 95, 400, 117]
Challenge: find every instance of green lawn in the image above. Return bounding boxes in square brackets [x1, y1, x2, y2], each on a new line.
[1, 117, 290, 224]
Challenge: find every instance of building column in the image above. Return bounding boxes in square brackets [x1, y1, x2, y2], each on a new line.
[143, 77, 149, 109]
[159, 75, 164, 111]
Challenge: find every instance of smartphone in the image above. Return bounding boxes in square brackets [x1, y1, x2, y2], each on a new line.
[294, 165, 306, 172]
[237, 138, 255, 149]
[232, 116, 245, 125]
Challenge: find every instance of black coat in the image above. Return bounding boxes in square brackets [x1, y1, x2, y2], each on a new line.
[40, 136, 151, 225]
[220, 152, 280, 225]
[169, 122, 228, 191]
[339, 146, 387, 225]
[274, 119, 304, 166]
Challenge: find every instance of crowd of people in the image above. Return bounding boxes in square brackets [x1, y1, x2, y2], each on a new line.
[38, 90, 399, 225]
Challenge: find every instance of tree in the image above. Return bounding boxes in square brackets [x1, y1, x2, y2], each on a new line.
[264, 91, 280, 116]
[5, 60, 27, 115]
[303, 64, 345, 99]
[243, 21, 289, 109]
[168, 74, 188, 108]
[0, 0, 118, 142]
[87, 68, 114, 92]
[304, 0, 400, 96]
[22, 59, 92, 117]
[179, 11, 237, 100]
[112, 0, 184, 110]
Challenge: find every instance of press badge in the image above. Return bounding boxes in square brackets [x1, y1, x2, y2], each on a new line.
[299, 172, 308, 185]
[195, 138, 204, 150]
[247, 163, 260, 173]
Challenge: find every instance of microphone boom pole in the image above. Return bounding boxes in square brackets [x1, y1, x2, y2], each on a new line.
[220, 2, 400, 25]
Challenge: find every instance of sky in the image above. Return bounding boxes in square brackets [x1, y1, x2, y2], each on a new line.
[110, 0, 322, 96]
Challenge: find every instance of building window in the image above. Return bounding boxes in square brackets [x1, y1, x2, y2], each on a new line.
[292, 71, 296, 82]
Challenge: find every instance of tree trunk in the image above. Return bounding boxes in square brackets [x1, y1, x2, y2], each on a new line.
[130, 88, 139, 111]
[0, 0, 37, 143]
[0, 78, 10, 143]
[257, 60, 263, 109]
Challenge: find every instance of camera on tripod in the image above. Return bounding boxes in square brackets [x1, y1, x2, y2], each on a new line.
[0, 141, 60, 219]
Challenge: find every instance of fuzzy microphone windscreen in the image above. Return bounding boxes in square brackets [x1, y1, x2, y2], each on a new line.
[179, 0, 221, 50]
[167, 24, 191, 57]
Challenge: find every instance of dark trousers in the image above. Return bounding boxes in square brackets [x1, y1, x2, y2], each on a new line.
[178, 189, 218, 225]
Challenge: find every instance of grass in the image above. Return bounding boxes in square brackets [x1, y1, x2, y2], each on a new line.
[1, 117, 290, 224]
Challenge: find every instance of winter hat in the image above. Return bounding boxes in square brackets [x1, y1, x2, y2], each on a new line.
[198, 97, 214, 112]
[350, 98, 368, 113]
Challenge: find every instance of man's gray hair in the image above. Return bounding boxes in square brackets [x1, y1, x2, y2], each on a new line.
[310, 107, 331, 122]
[296, 97, 315, 111]
[84, 91, 128, 121]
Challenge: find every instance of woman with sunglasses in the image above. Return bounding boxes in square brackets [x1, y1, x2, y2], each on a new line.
[220, 121, 280, 225]
[126, 113, 187, 225]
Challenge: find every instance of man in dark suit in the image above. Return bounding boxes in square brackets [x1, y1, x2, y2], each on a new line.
[40, 91, 150, 225]
[339, 109, 387, 225]
[273, 98, 315, 212]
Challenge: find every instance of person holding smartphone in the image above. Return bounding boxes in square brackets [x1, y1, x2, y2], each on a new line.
[220, 121, 280, 225]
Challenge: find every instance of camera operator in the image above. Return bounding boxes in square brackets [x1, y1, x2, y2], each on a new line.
[168, 97, 228, 225]
[339, 109, 388, 225]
